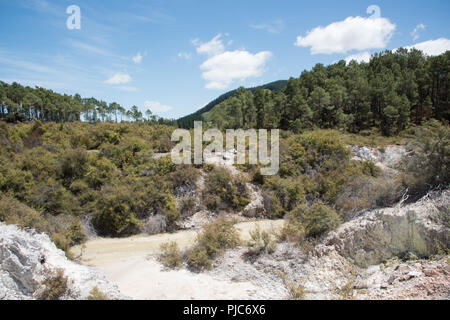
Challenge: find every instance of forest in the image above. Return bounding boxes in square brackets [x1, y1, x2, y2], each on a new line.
[0, 81, 175, 126]
[176, 80, 288, 129]
[191, 49, 449, 137]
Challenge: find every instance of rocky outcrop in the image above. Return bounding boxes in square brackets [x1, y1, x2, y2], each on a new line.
[350, 145, 413, 176]
[0, 223, 123, 300]
[204, 190, 449, 300]
[242, 183, 266, 218]
[316, 190, 449, 268]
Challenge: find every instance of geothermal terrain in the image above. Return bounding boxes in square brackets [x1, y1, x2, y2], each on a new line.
[1, 145, 449, 300]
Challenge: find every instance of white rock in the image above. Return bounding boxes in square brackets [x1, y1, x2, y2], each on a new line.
[0, 223, 124, 300]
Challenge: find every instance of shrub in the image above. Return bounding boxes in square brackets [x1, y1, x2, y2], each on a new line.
[281, 273, 306, 300]
[51, 232, 73, 258]
[85, 157, 118, 189]
[359, 160, 381, 177]
[246, 226, 277, 256]
[336, 176, 401, 218]
[0, 193, 50, 232]
[280, 130, 350, 177]
[162, 194, 180, 223]
[94, 185, 142, 236]
[159, 241, 183, 269]
[187, 218, 240, 271]
[179, 196, 197, 216]
[0, 193, 78, 258]
[402, 121, 449, 199]
[170, 165, 199, 189]
[37, 269, 69, 300]
[151, 155, 176, 175]
[87, 286, 108, 300]
[65, 219, 87, 246]
[0, 168, 33, 195]
[262, 190, 284, 218]
[203, 167, 250, 211]
[24, 120, 45, 148]
[278, 220, 305, 243]
[196, 218, 241, 256]
[186, 246, 212, 271]
[263, 176, 306, 212]
[59, 148, 89, 182]
[142, 214, 167, 235]
[290, 202, 342, 238]
[27, 179, 81, 216]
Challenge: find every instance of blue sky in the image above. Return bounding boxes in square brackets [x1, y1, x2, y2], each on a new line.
[0, 0, 449, 119]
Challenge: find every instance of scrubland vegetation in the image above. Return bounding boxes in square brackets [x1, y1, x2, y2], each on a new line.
[186, 218, 241, 271]
[0, 49, 448, 265]
[0, 118, 448, 260]
[158, 218, 241, 271]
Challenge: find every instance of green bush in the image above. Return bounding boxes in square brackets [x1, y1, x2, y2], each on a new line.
[0, 168, 33, 195]
[170, 165, 199, 189]
[27, 179, 81, 216]
[0, 121, 182, 241]
[85, 156, 118, 189]
[186, 246, 212, 271]
[0, 193, 81, 258]
[65, 219, 87, 246]
[359, 160, 381, 177]
[87, 286, 108, 300]
[187, 218, 240, 271]
[403, 121, 449, 198]
[37, 269, 69, 300]
[94, 185, 142, 236]
[289, 202, 342, 238]
[162, 194, 180, 223]
[59, 148, 89, 182]
[51, 232, 73, 258]
[0, 192, 49, 231]
[203, 167, 250, 211]
[247, 226, 277, 256]
[179, 196, 197, 216]
[159, 241, 183, 269]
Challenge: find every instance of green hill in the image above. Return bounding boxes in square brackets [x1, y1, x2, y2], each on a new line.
[176, 80, 287, 129]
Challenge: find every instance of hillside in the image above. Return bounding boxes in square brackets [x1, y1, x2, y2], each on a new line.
[176, 80, 287, 129]
[181, 49, 449, 136]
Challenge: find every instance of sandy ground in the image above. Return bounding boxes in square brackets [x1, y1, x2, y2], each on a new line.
[71, 219, 284, 299]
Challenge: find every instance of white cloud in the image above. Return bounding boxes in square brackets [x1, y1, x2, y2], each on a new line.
[295, 16, 396, 54]
[200, 50, 272, 90]
[345, 51, 371, 64]
[144, 100, 173, 113]
[132, 52, 143, 63]
[404, 38, 450, 56]
[192, 34, 272, 90]
[104, 72, 131, 84]
[411, 24, 425, 41]
[178, 52, 192, 59]
[193, 34, 225, 57]
[251, 19, 284, 34]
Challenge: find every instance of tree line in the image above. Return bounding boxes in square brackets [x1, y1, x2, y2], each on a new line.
[0, 81, 176, 125]
[200, 48, 449, 136]
[176, 80, 287, 129]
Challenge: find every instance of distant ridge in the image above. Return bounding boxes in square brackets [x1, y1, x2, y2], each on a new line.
[177, 80, 287, 129]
